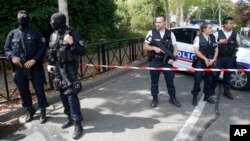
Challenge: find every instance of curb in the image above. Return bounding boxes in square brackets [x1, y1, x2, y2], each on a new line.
[0, 58, 148, 122]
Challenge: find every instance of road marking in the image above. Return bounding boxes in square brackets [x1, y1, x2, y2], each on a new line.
[173, 95, 206, 141]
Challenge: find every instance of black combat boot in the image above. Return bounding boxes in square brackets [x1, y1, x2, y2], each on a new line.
[62, 115, 73, 129]
[224, 92, 234, 100]
[25, 107, 36, 122]
[169, 96, 182, 107]
[72, 121, 84, 139]
[40, 108, 46, 124]
[192, 95, 198, 106]
[204, 96, 215, 104]
[151, 96, 158, 108]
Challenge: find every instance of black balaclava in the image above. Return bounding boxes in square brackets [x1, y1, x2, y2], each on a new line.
[50, 12, 66, 30]
[17, 10, 29, 28]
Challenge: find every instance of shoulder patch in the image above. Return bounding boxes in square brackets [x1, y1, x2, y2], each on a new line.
[79, 40, 84, 46]
[41, 37, 46, 43]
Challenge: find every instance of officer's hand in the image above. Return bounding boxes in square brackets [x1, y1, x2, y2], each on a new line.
[24, 59, 36, 69]
[12, 56, 22, 67]
[219, 39, 228, 44]
[64, 34, 74, 45]
[153, 47, 164, 53]
[204, 58, 210, 67]
[47, 65, 56, 73]
[168, 59, 174, 65]
[208, 59, 215, 66]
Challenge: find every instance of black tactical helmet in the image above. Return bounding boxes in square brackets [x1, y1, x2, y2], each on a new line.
[50, 12, 66, 30]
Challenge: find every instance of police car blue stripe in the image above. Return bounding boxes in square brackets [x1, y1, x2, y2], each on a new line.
[177, 50, 250, 69]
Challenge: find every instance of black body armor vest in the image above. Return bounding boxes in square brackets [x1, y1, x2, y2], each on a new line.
[151, 28, 173, 53]
[49, 30, 75, 64]
[199, 34, 217, 59]
[217, 30, 238, 56]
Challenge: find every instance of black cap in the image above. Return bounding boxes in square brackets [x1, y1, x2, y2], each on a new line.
[18, 10, 28, 15]
[50, 12, 66, 30]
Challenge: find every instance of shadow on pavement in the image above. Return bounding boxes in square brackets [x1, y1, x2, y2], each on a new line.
[0, 118, 26, 140]
[81, 108, 160, 134]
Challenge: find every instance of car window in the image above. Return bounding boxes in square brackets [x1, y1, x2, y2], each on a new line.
[190, 29, 199, 44]
[172, 28, 194, 44]
[239, 34, 250, 48]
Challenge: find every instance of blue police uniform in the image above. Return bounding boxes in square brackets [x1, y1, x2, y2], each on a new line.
[191, 34, 217, 106]
[212, 30, 238, 99]
[4, 27, 49, 109]
[145, 28, 181, 108]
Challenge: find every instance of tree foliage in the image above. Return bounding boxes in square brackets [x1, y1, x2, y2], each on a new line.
[0, 0, 57, 52]
[68, 0, 118, 42]
[0, 0, 243, 53]
[234, 0, 250, 26]
[0, 0, 119, 52]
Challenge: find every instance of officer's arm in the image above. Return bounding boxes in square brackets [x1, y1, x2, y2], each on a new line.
[70, 31, 84, 56]
[144, 42, 156, 51]
[172, 44, 177, 56]
[4, 32, 15, 60]
[143, 31, 156, 52]
[143, 42, 163, 53]
[236, 34, 240, 47]
[171, 32, 177, 56]
[193, 37, 208, 61]
[194, 47, 208, 61]
[214, 32, 226, 45]
[34, 31, 46, 62]
[213, 47, 218, 60]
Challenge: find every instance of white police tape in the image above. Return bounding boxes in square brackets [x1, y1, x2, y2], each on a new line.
[82, 64, 250, 72]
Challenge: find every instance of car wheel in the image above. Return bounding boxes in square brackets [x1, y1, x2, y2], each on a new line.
[230, 66, 250, 91]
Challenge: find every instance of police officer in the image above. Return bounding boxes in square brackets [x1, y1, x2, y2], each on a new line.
[191, 22, 218, 106]
[47, 12, 84, 139]
[144, 16, 181, 108]
[212, 17, 240, 99]
[4, 10, 49, 124]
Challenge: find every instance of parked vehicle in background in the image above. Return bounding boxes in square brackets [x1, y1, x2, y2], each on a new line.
[171, 21, 250, 90]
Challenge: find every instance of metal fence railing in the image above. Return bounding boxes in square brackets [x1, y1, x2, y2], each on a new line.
[0, 37, 146, 103]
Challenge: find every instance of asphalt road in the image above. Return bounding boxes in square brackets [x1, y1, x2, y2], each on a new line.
[0, 69, 249, 141]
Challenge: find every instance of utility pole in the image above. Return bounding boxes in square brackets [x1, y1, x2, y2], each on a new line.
[58, 0, 69, 26]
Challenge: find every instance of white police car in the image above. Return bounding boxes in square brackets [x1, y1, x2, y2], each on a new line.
[171, 25, 250, 91]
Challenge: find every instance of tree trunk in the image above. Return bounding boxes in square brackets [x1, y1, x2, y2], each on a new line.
[58, 0, 69, 26]
[217, 0, 222, 26]
[165, 0, 170, 27]
[152, 0, 157, 25]
[180, 2, 183, 26]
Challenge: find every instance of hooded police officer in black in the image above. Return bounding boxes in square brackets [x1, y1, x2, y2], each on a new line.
[47, 12, 84, 139]
[4, 10, 49, 124]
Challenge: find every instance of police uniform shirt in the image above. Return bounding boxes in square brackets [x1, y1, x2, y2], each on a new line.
[214, 29, 240, 43]
[144, 29, 177, 45]
[193, 34, 210, 48]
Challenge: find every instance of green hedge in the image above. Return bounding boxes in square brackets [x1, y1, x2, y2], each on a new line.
[0, 0, 124, 53]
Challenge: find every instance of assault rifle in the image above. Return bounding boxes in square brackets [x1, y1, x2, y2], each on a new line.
[146, 35, 177, 64]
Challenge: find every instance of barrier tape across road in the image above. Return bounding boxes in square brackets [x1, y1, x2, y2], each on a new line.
[81, 64, 250, 72]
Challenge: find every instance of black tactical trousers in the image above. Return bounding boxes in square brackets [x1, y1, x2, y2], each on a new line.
[191, 59, 213, 96]
[59, 64, 83, 121]
[13, 64, 49, 108]
[149, 58, 176, 97]
[212, 56, 235, 93]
